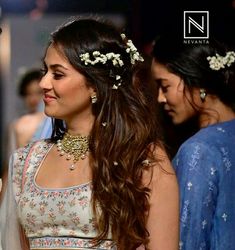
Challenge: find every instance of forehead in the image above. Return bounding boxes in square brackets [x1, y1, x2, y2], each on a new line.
[151, 59, 184, 88]
[151, 59, 171, 78]
[152, 59, 180, 81]
[44, 44, 69, 65]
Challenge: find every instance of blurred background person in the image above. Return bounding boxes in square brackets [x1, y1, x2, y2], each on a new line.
[2, 68, 51, 202]
[7, 68, 52, 154]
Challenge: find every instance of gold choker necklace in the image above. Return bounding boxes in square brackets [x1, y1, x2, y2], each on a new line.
[56, 132, 90, 171]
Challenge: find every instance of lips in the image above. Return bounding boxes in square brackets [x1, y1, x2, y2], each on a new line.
[165, 109, 174, 116]
[43, 93, 57, 103]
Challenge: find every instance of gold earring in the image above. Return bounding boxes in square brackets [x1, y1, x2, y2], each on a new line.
[91, 94, 97, 104]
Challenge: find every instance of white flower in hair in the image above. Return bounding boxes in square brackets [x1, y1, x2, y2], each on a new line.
[80, 51, 123, 67]
[106, 53, 124, 66]
[207, 51, 235, 71]
[79, 34, 144, 91]
[121, 33, 144, 64]
[80, 34, 144, 67]
[120, 33, 126, 39]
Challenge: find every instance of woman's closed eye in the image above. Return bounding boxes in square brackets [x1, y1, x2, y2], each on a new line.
[161, 85, 170, 93]
[53, 72, 64, 80]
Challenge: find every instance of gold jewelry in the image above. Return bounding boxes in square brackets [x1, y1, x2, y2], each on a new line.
[56, 132, 90, 171]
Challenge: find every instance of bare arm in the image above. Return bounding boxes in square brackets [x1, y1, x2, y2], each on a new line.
[144, 146, 179, 250]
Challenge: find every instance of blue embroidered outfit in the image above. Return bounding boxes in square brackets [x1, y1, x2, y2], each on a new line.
[0, 140, 115, 250]
[173, 119, 235, 250]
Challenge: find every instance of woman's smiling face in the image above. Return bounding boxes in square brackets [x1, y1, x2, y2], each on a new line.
[39, 44, 95, 122]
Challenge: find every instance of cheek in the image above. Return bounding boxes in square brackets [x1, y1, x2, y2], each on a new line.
[63, 85, 91, 105]
[181, 97, 197, 118]
[166, 89, 183, 105]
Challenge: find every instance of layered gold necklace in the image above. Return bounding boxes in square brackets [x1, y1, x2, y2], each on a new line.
[56, 132, 90, 171]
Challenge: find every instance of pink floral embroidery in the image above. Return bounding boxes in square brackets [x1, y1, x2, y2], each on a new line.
[13, 140, 114, 249]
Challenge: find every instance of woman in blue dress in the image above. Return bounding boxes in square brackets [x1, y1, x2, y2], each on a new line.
[151, 34, 235, 250]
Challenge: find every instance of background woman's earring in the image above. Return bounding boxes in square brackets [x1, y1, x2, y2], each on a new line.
[91, 94, 97, 104]
[200, 89, 207, 102]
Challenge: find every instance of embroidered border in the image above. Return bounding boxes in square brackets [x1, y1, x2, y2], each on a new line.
[29, 236, 115, 249]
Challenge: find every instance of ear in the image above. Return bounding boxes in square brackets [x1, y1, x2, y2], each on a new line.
[177, 79, 185, 91]
[88, 86, 97, 96]
[190, 87, 205, 106]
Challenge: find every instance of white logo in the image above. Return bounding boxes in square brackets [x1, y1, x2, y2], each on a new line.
[184, 11, 209, 39]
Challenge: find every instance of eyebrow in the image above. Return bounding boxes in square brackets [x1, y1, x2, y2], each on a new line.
[154, 77, 168, 82]
[50, 64, 69, 70]
[43, 61, 69, 71]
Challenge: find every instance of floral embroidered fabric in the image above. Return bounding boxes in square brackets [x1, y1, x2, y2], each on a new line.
[173, 119, 235, 250]
[12, 140, 114, 249]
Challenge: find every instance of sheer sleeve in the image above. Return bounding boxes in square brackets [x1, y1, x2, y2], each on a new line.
[0, 141, 33, 250]
[0, 154, 22, 250]
[173, 140, 221, 249]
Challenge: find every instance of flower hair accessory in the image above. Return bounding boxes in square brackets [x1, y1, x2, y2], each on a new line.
[207, 51, 235, 71]
[80, 51, 124, 67]
[121, 33, 144, 64]
[79, 34, 144, 67]
[112, 75, 122, 90]
[79, 34, 144, 90]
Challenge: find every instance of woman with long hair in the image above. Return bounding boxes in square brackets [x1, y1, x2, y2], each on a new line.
[0, 17, 179, 250]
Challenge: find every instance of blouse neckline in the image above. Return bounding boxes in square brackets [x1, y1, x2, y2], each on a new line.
[33, 141, 92, 192]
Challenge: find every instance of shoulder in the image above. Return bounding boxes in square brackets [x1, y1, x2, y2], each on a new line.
[10, 139, 51, 169]
[176, 120, 235, 158]
[176, 129, 222, 160]
[174, 134, 222, 172]
[14, 113, 45, 132]
[10, 139, 51, 196]
[193, 121, 235, 144]
[9, 141, 36, 197]
[173, 131, 222, 187]
[14, 114, 34, 129]
[143, 144, 177, 192]
[144, 144, 179, 249]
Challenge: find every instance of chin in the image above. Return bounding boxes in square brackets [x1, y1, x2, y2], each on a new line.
[44, 109, 56, 119]
[171, 116, 185, 125]
[45, 111, 65, 120]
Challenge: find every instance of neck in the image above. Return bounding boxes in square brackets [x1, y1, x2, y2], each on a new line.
[198, 99, 235, 128]
[65, 115, 94, 136]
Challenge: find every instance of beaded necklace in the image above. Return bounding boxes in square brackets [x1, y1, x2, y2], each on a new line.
[56, 132, 90, 170]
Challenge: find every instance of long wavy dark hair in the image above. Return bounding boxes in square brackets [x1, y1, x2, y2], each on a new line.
[48, 16, 162, 249]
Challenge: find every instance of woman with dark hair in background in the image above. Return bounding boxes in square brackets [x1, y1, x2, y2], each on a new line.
[152, 33, 235, 249]
[0, 17, 179, 250]
[9, 69, 45, 148]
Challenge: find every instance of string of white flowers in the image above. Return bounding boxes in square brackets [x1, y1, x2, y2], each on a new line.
[80, 51, 124, 67]
[80, 34, 144, 67]
[207, 51, 235, 71]
[121, 33, 144, 64]
[79, 34, 144, 90]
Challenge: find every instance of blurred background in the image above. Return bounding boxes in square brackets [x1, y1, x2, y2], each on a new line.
[0, 0, 234, 174]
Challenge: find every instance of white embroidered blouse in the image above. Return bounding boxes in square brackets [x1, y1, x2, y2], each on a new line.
[1, 140, 115, 250]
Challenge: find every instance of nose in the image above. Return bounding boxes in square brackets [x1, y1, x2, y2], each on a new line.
[39, 74, 52, 90]
[157, 87, 167, 104]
